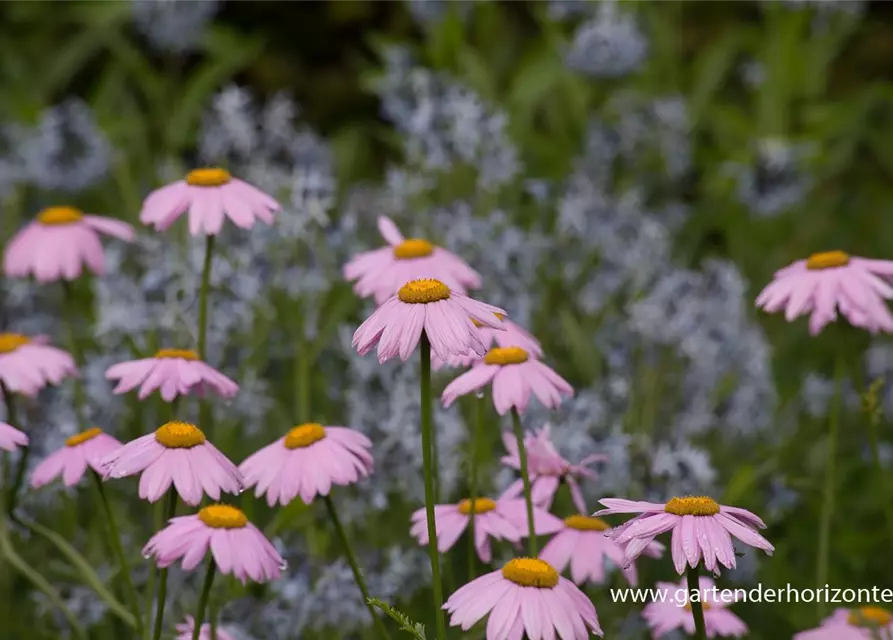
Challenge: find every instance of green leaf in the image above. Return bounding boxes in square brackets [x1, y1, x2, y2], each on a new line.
[367, 598, 428, 640]
[688, 31, 742, 128]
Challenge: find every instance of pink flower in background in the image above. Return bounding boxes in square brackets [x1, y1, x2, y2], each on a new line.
[793, 607, 893, 640]
[433, 314, 543, 370]
[31, 428, 121, 488]
[100, 421, 242, 506]
[139, 168, 280, 236]
[0, 333, 77, 396]
[175, 616, 236, 640]
[444, 557, 603, 639]
[105, 349, 238, 402]
[643, 576, 747, 638]
[143, 505, 284, 584]
[343, 216, 482, 304]
[756, 251, 893, 335]
[240, 423, 373, 506]
[352, 279, 505, 363]
[539, 514, 664, 586]
[0, 423, 27, 452]
[594, 496, 774, 575]
[3, 207, 134, 282]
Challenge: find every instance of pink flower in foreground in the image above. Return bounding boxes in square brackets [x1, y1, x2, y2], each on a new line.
[756, 250, 893, 335]
[444, 557, 603, 639]
[101, 421, 242, 506]
[0, 422, 27, 452]
[540, 515, 664, 586]
[105, 349, 239, 402]
[594, 496, 774, 575]
[3, 207, 134, 282]
[175, 616, 236, 640]
[410, 493, 563, 563]
[240, 423, 373, 507]
[143, 505, 284, 584]
[139, 168, 280, 236]
[0, 333, 77, 397]
[643, 576, 747, 638]
[352, 279, 505, 363]
[343, 216, 482, 304]
[433, 313, 543, 370]
[793, 607, 893, 640]
[32, 428, 122, 488]
[441, 347, 573, 415]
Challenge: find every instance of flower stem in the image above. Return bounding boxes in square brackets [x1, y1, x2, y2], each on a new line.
[511, 408, 537, 556]
[295, 334, 311, 424]
[864, 409, 893, 547]
[61, 280, 86, 426]
[686, 564, 706, 640]
[191, 559, 216, 640]
[419, 332, 446, 640]
[816, 355, 843, 617]
[197, 234, 215, 439]
[467, 395, 485, 579]
[152, 488, 178, 640]
[323, 495, 392, 640]
[2, 383, 28, 518]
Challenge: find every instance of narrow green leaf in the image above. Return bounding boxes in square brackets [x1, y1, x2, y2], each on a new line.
[688, 32, 742, 127]
[367, 598, 427, 640]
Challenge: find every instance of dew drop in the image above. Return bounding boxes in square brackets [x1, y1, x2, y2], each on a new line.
[142, 553, 152, 560]
[278, 560, 289, 571]
[475, 391, 485, 399]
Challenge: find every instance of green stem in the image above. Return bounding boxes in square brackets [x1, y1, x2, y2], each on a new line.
[61, 280, 86, 426]
[197, 234, 215, 440]
[511, 408, 537, 556]
[295, 333, 311, 423]
[152, 489, 178, 640]
[143, 500, 162, 640]
[3, 383, 28, 518]
[816, 355, 843, 617]
[467, 396, 485, 579]
[323, 495, 392, 640]
[191, 560, 216, 640]
[209, 599, 218, 640]
[419, 333, 446, 640]
[686, 564, 706, 640]
[865, 414, 893, 546]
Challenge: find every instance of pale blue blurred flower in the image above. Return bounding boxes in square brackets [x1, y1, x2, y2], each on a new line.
[565, 2, 648, 78]
[131, 0, 219, 53]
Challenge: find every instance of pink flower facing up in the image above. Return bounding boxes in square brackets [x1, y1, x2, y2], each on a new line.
[239, 423, 373, 507]
[441, 347, 573, 415]
[3, 207, 134, 282]
[793, 607, 893, 640]
[756, 250, 893, 335]
[31, 427, 122, 488]
[594, 496, 774, 575]
[433, 313, 543, 370]
[143, 504, 285, 584]
[444, 557, 603, 639]
[352, 279, 505, 363]
[410, 494, 563, 563]
[101, 421, 242, 506]
[105, 348, 239, 402]
[643, 576, 747, 639]
[0, 422, 27, 452]
[343, 216, 482, 305]
[0, 333, 77, 397]
[139, 168, 280, 236]
[175, 616, 236, 640]
[539, 515, 664, 587]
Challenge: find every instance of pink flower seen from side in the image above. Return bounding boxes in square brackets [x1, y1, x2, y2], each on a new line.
[32, 427, 122, 488]
[0, 333, 77, 397]
[433, 314, 543, 370]
[175, 616, 236, 640]
[643, 577, 747, 638]
[0, 422, 27, 452]
[105, 349, 238, 402]
[793, 607, 893, 640]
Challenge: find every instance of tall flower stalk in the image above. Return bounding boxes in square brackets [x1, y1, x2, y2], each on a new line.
[197, 234, 216, 438]
[511, 408, 537, 555]
[467, 395, 485, 578]
[152, 489, 178, 640]
[816, 355, 844, 616]
[3, 383, 26, 517]
[191, 559, 217, 640]
[686, 565, 707, 640]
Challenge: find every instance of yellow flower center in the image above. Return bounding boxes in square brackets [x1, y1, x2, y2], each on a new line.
[684, 601, 712, 612]
[65, 428, 103, 447]
[198, 505, 248, 529]
[397, 279, 451, 304]
[849, 607, 893, 627]
[501, 558, 559, 588]
[154, 421, 206, 449]
[806, 250, 850, 270]
[154, 349, 199, 361]
[483, 347, 529, 366]
[37, 206, 84, 226]
[0, 333, 30, 354]
[185, 168, 232, 187]
[284, 423, 326, 449]
[457, 498, 497, 515]
[471, 312, 506, 328]
[664, 496, 721, 517]
[564, 515, 610, 531]
[393, 239, 435, 260]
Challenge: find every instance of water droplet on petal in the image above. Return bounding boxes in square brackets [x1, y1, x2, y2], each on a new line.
[143, 553, 152, 560]
[475, 391, 485, 399]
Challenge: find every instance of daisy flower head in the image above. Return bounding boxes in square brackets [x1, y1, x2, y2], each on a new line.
[0, 333, 77, 397]
[793, 607, 893, 640]
[3, 207, 134, 282]
[343, 216, 482, 304]
[100, 421, 243, 506]
[175, 616, 236, 640]
[756, 250, 893, 335]
[352, 278, 506, 363]
[0, 422, 27, 452]
[433, 313, 543, 370]
[239, 423, 373, 507]
[143, 504, 285, 584]
[32, 427, 122, 488]
[444, 557, 603, 639]
[643, 576, 747, 638]
[105, 348, 239, 402]
[139, 167, 280, 236]
[594, 496, 774, 575]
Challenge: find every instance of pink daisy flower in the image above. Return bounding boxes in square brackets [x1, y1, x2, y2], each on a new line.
[410, 493, 563, 563]
[441, 347, 573, 415]
[594, 496, 774, 575]
[343, 216, 482, 304]
[643, 576, 747, 638]
[239, 423, 373, 507]
[100, 421, 243, 506]
[756, 250, 893, 335]
[175, 616, 236, 640]
[31, 427, 122, 488]
[0, 333, 77, 397]
[139, 168, 280, 236]
[539, 515, 664, 586]
[352, 278, 505, 363]
[794, 607, 893, 640]
[0, 422, 27, 452]
[105, 348, 239, 402]
[3, 207, 134, 283]
[143, 504, 285, 584]
[433, 313, 543, 370]
[444, 557, 603, 639]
